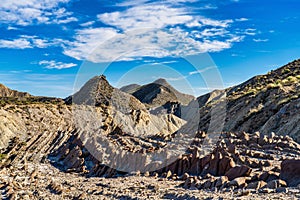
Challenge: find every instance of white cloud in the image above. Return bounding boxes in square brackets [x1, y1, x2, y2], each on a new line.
[236, 18, 249, 22]
[193, 28, 229, 37]
[39, 60, 77, 69]
[62, 1, 247, 63]
[244, 28, 257, 36]
[186, 17, 233, 28]
[97, 5, 193, 30]
[80, 21, 95, 27]
[253, 38, 269, 42]
[7, 26, 18, 30]
[147, 60, 179, 66]
[63, 28, 119, 61]
[0, 35, 66, 49]
[116, 0, 198, 7]
[0, 38, 32, 49]
[0, 0, 76, 25]
[63, 27, 244, 63]
[32, 38, 51, 48]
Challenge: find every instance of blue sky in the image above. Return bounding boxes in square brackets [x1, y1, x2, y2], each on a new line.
[0, 0, 299, 97]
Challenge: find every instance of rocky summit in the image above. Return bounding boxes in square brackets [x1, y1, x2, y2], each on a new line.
[122, 78, 195, 108]
[0, 60, 300, 199]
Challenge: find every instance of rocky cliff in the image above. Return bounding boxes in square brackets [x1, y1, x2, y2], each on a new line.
[0, 84, 31, 98]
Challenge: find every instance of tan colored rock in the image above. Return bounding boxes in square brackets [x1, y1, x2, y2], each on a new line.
[164, 170, 172, 179]
[48, 182, 63, 195]
[260, 188, 274, 194]
[182, 173, 189, 181]
[258, 135, 269, 146]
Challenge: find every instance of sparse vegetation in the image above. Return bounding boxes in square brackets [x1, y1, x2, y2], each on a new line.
[0, 153, 7, 161]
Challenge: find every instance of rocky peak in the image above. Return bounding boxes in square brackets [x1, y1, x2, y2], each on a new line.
[0, 83, 31, 98]
[127, 79, 194, 108]
[153, 78, 170, 87]
[70, 75, 114, 106]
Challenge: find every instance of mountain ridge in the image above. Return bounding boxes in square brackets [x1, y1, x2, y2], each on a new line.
[121, 78, 195, 107]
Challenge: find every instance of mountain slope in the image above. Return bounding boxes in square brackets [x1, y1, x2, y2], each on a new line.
[0, 84, 31, 98]
[120, 84, 141, 94]
[196, 59, 300, 142]
[123, 78, 194, 108]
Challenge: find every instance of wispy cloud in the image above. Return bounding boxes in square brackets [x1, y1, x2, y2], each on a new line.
[9, 70, 32, 73]
[253, 38, 269, 42]
[236, 18, 249, 22]
[152, 65, 218, 81]
[0, 0, 76, 25]
[189, 66, 215, 75]
[39, 60, 77, 69]
[0, 35, 68, 49]
[0, 38, 32, 49]
[244, 28, 257, 36]
[63, 28, 119, 61]
[152, 75, 187, 81]
[148, 60, 179, 65]
[97, 5, 193, 30]
[80, 21, 95, 27]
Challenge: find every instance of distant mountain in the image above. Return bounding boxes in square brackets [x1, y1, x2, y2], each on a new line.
[122, 78, 195, 108]
[0, 83, 31, 98]
[67, 75, 146, 112]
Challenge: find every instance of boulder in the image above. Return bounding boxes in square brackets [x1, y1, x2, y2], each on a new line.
[280, 159, 300, 187]
[266, 179, 287, 189]
[218, 156, 235, 175]
[225, 165, 252, 181]
[181, 173, 189, 181]
[228, 177, 247, 188]
[246, 181, 267, 190]
[215, 176, 229, 188]
[276, 187, 288, 193]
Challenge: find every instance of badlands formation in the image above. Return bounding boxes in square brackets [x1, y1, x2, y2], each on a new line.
[0, 59, 300, 199]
